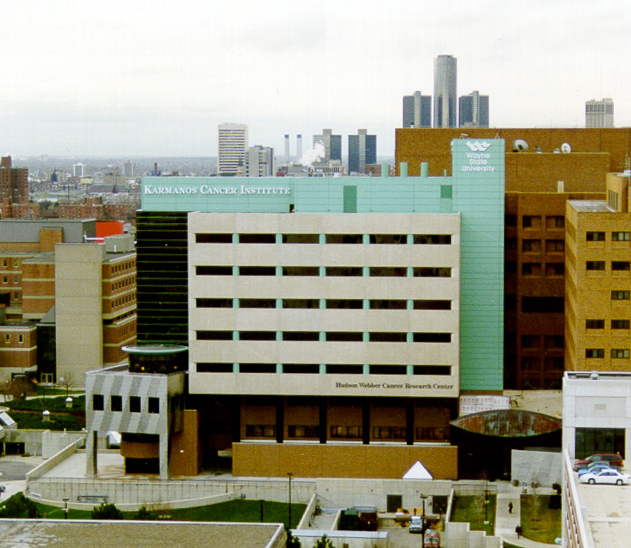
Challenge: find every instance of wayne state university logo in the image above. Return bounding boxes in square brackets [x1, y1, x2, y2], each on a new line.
[466, 141, 492, 152]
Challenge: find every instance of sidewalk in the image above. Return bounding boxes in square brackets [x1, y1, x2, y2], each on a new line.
[494, 482, 553, 548]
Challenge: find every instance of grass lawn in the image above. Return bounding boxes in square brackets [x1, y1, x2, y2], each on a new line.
[2, 396, 85, 431]
[450, 494, 496, 536]
[32, 498, 305, 528]
[520, 494, 561, 544]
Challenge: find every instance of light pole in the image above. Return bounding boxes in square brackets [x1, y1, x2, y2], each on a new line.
[287, 472, 293, 528]
[420, 494, 428, 536]
[63, 498, 69, 519]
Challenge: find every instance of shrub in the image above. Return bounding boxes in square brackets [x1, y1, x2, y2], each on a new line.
[91, 503, 123, 520]
[133, 506, 158, 520]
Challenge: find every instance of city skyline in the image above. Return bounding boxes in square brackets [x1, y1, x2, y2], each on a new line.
[0, 1, 629, 158]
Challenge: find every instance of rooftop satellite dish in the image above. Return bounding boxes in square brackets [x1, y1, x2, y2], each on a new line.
[561, 143, 571, 153]
[512, 139, 529, 152]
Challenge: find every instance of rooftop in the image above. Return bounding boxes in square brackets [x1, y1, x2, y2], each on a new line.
[568, 200, 611, 213]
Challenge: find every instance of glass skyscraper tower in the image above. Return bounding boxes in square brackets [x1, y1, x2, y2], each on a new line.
[433, 55, 457, 128]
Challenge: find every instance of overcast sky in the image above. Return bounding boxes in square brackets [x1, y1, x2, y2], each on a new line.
[1, 1, 629, 158]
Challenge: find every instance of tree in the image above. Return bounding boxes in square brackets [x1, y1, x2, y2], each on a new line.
[286, 527, 301, 548]
[313, 535, 334, 548]
[91, 503, 123, 520]
[0, 493, 40, 518]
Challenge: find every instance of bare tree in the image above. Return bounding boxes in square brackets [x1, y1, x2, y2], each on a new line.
[57, 371, 77, 397]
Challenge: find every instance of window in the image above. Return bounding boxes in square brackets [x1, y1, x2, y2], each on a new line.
[148, 397, 160, 414]
[111, 395, 123, 412]
[197, 363, 233, 373]
[18, 334, 24, 344]
[612, 291, 631, 300]
[372, 426, 406, 440]
[330, 426, 362, 439]
[325, 234, 363, 244]
[546, 263, 564, 276]
[288, 425, 320, 438]
[612, 320, 630, 330]
[197, 331, 233, 340]
[2, 276, 6, 283]
[13, 275, 18, 284]
[239, 234, 276, 244]
[522, 263, 541, 276]
[129, 396, 141, 413]
[412, 267, 451, 277]
[586, 232, 605, 242]
[196, 298, 233, 308]
[611, 349, 630, 359]
[282, 266, 319, 276]
[506, 238, 517, 250]
[413, 300, 451, 310]
[245, 425, 276, 437]
[4, 334, 10, 343]
[196, 233, 233, 244]
[545, 335, 564, 349]
[546, 240, 564, 252]
[282, 234, 319, 244]
[522, 239, 541, 252]
[586, 261, 605, 271]
[546, 216, 565, 229]
[612, 261, 630, 271]
[196, 266, 232, 276]
[505, 214, 517, 226]
[586, 319, 605, 329]
[414, 234, 451, 245]
[326, 267, 362, 276]
[521, 335, 540, 348]
[612, 232, 630, 242]
[370, 234, 406, 244]
[521, 357, 541, 371]
[522, 297, 564, 313]
[92, 394, 104, 411]
[523, 216, 541, 229]
[585, 349, 604, 359]
[413, 333, 451, 343]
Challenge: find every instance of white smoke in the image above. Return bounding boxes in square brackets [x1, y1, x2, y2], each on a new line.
[299, 141, 326, 167]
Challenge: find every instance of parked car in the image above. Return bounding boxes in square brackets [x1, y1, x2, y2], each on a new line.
[578, 462, 615, 476]
[579, 468, 631, 485]
[409, 515, 424, 534]
[574, 453, 623, 471]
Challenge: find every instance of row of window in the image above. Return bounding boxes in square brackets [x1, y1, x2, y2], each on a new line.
[521, 357, 564, 371]
[521, 240, 564, 252]
[196, 266, 452, 278]
[196, 363, 451, 375]
[586, 319, 631, 329]
[244, 424, 449, 440]
[2, 275, 20, 284]
[1, 259, 20, 269]
[92, 394, 160, 413]
[3, 333, 25, 344]
[112, 277, 136, 290]
[195, 233, 453, 245]
[111, 260, 136, 274]
[196, 331, 452, 343]
[586, 261, 630, 271]
[519, 215, 565, 229]
[587, 231, 631, 242]
[519, 263, 564, 276]
[585, 349, 631, 359]
[521, 335, 564, 349]
[197, 298, 452, 310]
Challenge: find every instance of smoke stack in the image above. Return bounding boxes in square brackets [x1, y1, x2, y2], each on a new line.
[297, 135, 303, 162]
[284, 134, 290, 166]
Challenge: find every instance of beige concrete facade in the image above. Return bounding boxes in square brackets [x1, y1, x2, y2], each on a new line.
[565, 179, 631, 371]
[55, 244, 104, 380]
[188, 212, 461, 400]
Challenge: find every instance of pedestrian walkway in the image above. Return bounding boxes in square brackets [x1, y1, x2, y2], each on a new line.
[494, 482, 554, 548]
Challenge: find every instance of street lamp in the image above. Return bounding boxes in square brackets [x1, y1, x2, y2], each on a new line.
[63, 498, 69, 519]
[287, 472, 293, 528]
[420, 494, 427, 516]
[420, 494, 428, 537]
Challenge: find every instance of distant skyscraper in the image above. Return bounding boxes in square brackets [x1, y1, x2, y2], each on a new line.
[123, 160, 134, 178]
[586, 98, 614, 128]
[73, 163, 84, 177]
[403, 91, 432, 128]
[218, 123, 248, 177]
[313, 129, 342, 162]
[459, 91, 489, 128]
[348, 129, 377, 174]
[434, 55, 457, 128]
[246, 146, 275, 177]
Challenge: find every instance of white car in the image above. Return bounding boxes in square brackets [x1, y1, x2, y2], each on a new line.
[579, 468, 631, 485]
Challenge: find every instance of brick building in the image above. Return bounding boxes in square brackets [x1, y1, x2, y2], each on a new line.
[396, 127, 629, 389]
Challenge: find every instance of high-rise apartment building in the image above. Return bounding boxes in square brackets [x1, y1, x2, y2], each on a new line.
[586, 98, 614, 128]
[246, 146, 275, 177]
[313, 129, 342, 162]
[403, 91, 432, 128]
[459, 91, 489, 128]
[433, 55, 457, 128]
[0, 156, 28, 205]
[348, 129, 376, 174]
[218, 123, 248, 177]
[123, 161, 134, 178]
